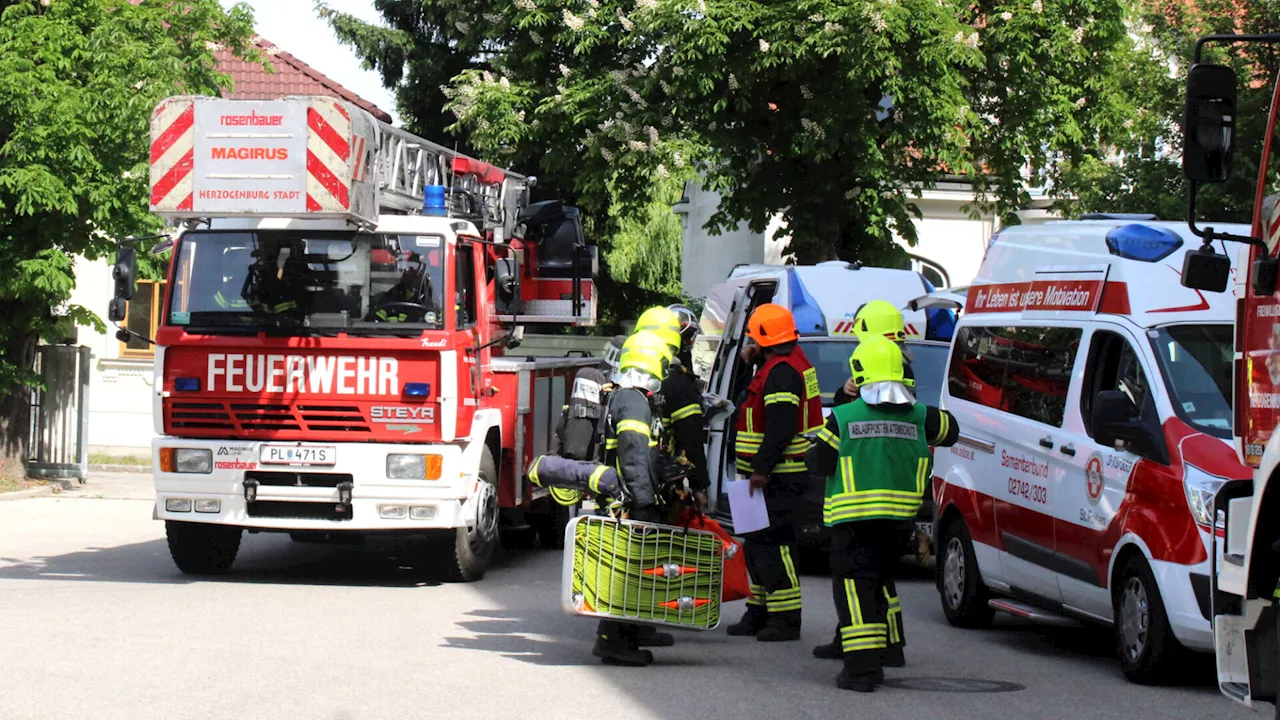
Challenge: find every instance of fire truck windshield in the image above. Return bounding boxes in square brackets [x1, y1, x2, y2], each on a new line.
[166, 230, 448, 334]
[1150, 324, 1233, 439]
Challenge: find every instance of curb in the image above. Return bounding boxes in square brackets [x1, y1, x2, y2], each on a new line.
[0, 485, 56, 502]
[90, 464, 151, 474]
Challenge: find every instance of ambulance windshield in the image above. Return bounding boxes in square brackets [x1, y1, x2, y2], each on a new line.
[1150, 324, 1233, 439]
[166, 230, 448, 334]
[800, 339, 949, 407]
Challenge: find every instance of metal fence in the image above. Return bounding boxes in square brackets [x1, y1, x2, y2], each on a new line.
[28, 345, 90, 481]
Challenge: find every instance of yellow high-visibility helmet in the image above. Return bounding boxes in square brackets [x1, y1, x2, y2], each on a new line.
[849, 336, 905, 387]
[635, 306, 682, 353]
[620, 330, 672, 379]
[854, 300, 906, 342]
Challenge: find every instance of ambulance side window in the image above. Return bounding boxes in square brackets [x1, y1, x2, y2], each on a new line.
[1081, 331, 1150, 435]
[1000, 326, 1082, 428]
[946, 325, 1013, 409]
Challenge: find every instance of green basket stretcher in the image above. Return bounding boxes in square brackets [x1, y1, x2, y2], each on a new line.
[561, 515, 724, 630]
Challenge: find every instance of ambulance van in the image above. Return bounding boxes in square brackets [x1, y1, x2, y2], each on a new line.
[932, 219, 1252, 683]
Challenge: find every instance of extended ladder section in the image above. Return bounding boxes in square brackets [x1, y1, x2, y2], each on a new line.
[147, 94, 595, 326]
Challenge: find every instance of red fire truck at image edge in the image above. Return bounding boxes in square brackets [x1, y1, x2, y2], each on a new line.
[1178, 33, 1280, 709]
[108, 94, 599, 582]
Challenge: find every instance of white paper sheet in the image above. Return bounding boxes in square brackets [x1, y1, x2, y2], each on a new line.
[725, 479, 770, 535]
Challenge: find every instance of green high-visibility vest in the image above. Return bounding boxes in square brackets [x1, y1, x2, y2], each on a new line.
[823, 400, 931, 526]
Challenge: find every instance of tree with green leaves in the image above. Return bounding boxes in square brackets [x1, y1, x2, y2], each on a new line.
[1056, 0, 1280, 225]
[323, 0, 1130, 272]
[0, 0, 256, 479]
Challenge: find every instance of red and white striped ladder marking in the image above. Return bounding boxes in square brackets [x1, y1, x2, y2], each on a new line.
[306, 98, 352, 212]
[149, 99, 195, 212]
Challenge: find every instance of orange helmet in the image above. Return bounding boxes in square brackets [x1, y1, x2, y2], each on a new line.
[744, 304, 798, 347]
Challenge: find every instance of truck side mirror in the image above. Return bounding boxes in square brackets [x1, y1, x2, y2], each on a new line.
[1181, 244, 1231, 292]
[1183, 63, 1237, 184]
[494, 257, 522, 315]
[1254, 257, 1280, 297]
[108, 246, 137, 323]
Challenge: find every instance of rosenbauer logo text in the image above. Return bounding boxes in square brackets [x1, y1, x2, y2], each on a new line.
[219, 112, 284, 127]
[206, 353, 399, 395]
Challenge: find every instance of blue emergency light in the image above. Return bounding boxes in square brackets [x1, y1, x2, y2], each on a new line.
[174, 377, 200, 392]
[1105, 224, 1183, 262]
[423, 185, 448, 217]
[403, 382, 431, 398]
[785, 268, 828, 337]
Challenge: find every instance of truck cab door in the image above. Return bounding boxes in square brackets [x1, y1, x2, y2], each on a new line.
[708, 280, 777, 524]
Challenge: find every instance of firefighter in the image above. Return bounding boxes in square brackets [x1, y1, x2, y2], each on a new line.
[592, 330, 675, 666]
[832, 300, 915, 405]
[805, 337, 959, 691]
[725, 303, 823, 642]
[816, 299, 916, 661]
[370, 252, 437, 322]
[635, 306, 710, 512]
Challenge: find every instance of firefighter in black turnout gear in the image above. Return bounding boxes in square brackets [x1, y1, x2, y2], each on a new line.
[591, 330, 676, 667]
[726, 304, 824, 642]
[635, 306, 710, 512]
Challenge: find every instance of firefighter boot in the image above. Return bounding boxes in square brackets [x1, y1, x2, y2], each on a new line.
[836, 668, 885, 693]
[726, 606, 768, 637]
[593, 622, 654, 667]
[883, 645, 906, 668]
[756, 612, 801, 642]
[637, 625, 675, 648]
[812, 632, 842, 659]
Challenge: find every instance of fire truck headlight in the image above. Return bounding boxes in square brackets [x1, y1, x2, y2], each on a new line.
[386, 454, 443, 480]
[174, 449, 213, 474]
[194, 499, 221, 513]
[165, 498, 193, 513]
[379, 504, 408, 520]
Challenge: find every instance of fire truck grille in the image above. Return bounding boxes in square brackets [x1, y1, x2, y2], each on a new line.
[245, 471, 353, 488]
[168, 402, 371, 435]
[247, 500, 354, 521]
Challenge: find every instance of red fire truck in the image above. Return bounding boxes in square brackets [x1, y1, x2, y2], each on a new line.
[1179, 33, 1280, 707]
[108, 95, 598, 582]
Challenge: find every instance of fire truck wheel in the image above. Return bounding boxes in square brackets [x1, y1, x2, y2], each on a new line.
[937, 517, 994, 628]
[165, 521, 241, 575]
[443, 446, 499, 582]
[1113, 553, 1186, 684]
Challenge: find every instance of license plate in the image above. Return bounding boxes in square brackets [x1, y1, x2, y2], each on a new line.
[916, 521, 932, 539]
[260, 445, 336, 466]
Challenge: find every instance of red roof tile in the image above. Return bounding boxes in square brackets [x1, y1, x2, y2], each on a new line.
[216, 37, 393, 123]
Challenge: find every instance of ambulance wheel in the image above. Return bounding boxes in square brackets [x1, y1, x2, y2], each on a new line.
[166, 521, 241, 575]
[937, 518, 994, 628]
[1114, 554, 1185, 684]
[442, 446, 499, 583]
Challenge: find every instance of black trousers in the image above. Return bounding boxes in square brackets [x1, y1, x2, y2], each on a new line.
[742, 475, 805, 627]
[829, 520, 909, 673]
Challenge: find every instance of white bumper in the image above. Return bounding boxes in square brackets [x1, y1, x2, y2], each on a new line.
[152, 437, 481, 532]
[1151, 536, 1214, 652]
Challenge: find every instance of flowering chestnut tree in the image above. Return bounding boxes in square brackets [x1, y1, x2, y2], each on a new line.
[324, 0, 1129, 265]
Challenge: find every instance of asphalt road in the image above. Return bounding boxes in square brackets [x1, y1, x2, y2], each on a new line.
[0, 474, 1256, 720]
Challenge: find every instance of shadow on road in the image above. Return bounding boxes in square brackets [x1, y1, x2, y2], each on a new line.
[0, 531, 547, 589]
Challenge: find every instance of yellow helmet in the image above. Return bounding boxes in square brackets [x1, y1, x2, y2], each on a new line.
[854, 300, 906, 342]
[620, 330, 672, 379]
[635, 306, 682, 352]
[849, 336, 905, 386]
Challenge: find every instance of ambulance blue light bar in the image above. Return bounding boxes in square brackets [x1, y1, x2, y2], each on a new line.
[785, 268, 828, 337]
[1105, 224, 1183, 262]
